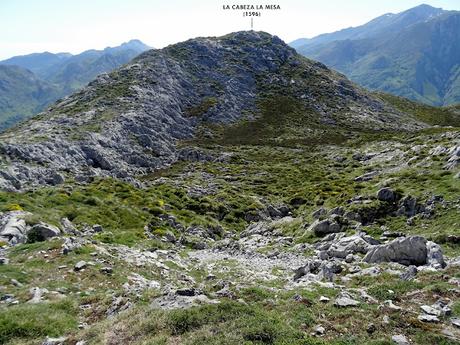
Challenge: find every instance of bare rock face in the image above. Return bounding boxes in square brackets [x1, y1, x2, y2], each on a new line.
[363, 236, 428, 266]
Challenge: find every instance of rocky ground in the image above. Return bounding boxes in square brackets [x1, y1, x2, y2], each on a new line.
[0, 125, 459, 344]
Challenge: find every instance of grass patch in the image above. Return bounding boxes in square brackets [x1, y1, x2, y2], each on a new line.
[0, 299, 78, 343]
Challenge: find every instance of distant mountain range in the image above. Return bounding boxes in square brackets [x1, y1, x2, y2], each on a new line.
[290, 4, 460, 106]
[0, 39, 151, 130]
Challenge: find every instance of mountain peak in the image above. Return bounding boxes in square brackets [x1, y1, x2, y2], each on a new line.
[400, 3, 445, 17]
[119, 39, 151, 51]
[0, 30, 423, 190]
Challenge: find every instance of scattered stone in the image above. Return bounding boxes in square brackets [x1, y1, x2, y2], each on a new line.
[334, 293, 359, 308]
[92, 224, 103, 232]
[62, 237, 85, 255]
[319, 296, 330, 303]
[354, 171, 378, 182]
[400, 266, 417, 281]
[28, 287, 48, 303]
[60, 217, 79, 235]
[384, 300, 402, 311]
[10, 278, 23, 287]
[176, 288, 200, 297]
[420, 305, 441, 317]
[42, 337, 67, 345]
[100, 267, 113, 275]
[313, 325, 325, 335]
[431, 300, 451, 316]
[418, 314, 440, 323]
[391, 334, 409, 345]
[74, 261, 88, 271]
[426, 241, 446, 268]
[383, 315, 390, 325]
[451, 318, 460, 328]
[312, 207, 328, 219]
[366, 323, 376, 334]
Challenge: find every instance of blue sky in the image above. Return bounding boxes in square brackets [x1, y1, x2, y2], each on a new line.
[1, 0, 459, 59]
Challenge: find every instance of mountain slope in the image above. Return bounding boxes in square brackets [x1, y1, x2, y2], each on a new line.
[0, 40, 151, 130]
[0, 52, 72, 79]
[0, 31, 436, 192]
[292, 5, 460, 106]
[0, 65, 58, 131]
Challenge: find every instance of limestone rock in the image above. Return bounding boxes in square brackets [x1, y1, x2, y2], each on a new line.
[426, 241, 445, 268]
[327, 235, 370, 258]
[74, 261, 88, 271]
[418, 314, 439, 323]
[308, 219, 342, 237]
[0, 211, 30, 245]
[28, 222, 61, 242]
[334, 293, 359, 307]
[391, 334, 409, 345]
[363, 236, 427, 266]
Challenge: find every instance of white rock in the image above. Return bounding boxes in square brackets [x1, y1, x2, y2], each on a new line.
[451, 318, 460, 328]
[418, 314, 439, 323]
[420, 305, 441, 316]
[334, 295, 359, 307]
[391, 334, 409, 345]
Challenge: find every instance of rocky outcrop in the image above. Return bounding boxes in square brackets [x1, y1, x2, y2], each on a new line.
[27, 223, 61, 242]
[326, 235, 372, 259]
[0, 211, 30, 245]
[363, 236, 433, 266]
[0, 211, 62, 246]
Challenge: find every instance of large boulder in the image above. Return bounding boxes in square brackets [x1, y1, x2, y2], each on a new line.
[0, 211, 30, 245]
[308, 219, 342, 237]
[27, 223, 61, 242]
[363, 236, 428, 266]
